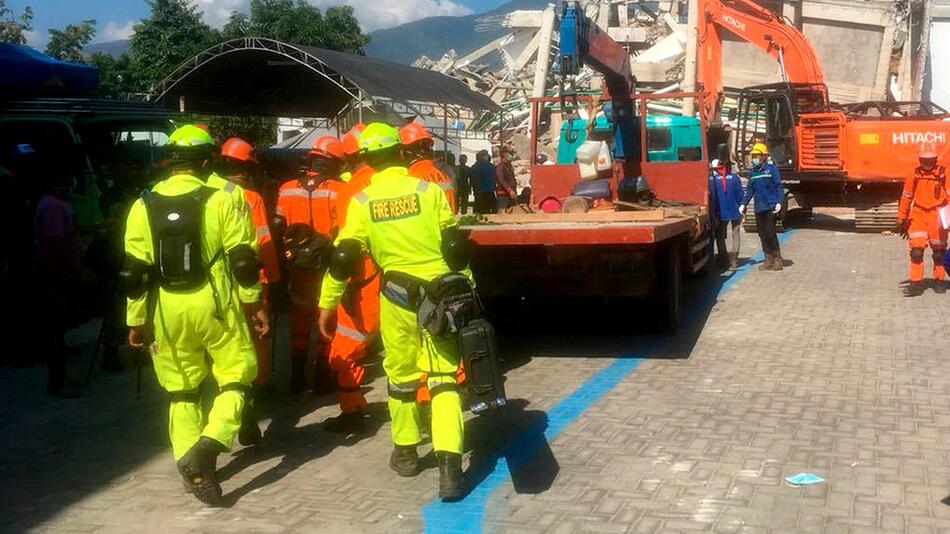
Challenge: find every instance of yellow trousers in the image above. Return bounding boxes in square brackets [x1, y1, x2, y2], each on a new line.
[151, 284, 257, 460]
[380, 296, 463, 454]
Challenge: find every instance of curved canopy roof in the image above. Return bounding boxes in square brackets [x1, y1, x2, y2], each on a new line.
[151, 38, 499, 117]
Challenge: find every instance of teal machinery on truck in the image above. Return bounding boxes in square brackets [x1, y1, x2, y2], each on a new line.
[558, 112, 703, 164]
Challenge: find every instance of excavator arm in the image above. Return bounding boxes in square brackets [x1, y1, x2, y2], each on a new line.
[697, 0, 824, 120]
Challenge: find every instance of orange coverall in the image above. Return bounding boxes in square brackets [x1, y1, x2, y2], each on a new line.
[276, 177, 340, 379]
[329, 164, 381, 413]
[408, 159, 456, 212]
[246, 188, 280, 385]
[899, 165, 949, 282]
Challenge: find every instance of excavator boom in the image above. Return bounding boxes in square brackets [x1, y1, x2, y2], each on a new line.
[698, 0, 825, 120]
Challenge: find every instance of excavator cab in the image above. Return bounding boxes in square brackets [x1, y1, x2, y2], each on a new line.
[735, 82, 829, 171]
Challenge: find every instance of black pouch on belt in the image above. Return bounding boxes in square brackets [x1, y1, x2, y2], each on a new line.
[416, 272, 480, 338]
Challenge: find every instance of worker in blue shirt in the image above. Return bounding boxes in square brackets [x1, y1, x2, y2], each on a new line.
[470, 150, 497, 214]
[740, 143, 785, 271]
[709, 159, 745, 269]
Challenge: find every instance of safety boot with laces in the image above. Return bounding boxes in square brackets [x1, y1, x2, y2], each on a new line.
[904, 281, 924, 297]
[758, 253, 774, 271]
[772, 251, 784, 271]
[438, 451, 468, 501]
[177, 436, 226, 506]
[389, 444, 420, 477]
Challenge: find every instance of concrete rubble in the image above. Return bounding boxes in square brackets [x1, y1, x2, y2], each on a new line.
[411, 0, 934, 173]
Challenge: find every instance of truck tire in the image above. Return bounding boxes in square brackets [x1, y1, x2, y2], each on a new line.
[653, 245, 682, 335]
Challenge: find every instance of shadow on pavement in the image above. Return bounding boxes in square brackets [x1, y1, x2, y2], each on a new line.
[462, 399, 557, 496]
[217, 398, 388, 506]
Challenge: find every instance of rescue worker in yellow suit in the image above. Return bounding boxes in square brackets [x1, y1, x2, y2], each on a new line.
[898, 143, 948, 296]
[121, 125, 269, 505]
[317, 123, 469, 501]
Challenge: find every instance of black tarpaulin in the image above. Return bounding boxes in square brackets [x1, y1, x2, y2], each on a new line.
[153, 39, 499, 117]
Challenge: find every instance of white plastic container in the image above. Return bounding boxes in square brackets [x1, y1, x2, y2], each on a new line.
[575, 141, 602, 181]
[595, 141, 612, 172]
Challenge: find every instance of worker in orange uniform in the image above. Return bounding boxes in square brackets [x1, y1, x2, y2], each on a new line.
[276, 136, 343, 393]
[400, 122, 456, 211]
[320, 125, 381, 435]
[898, 143, 948, 297]
[218, 138, 281, 394]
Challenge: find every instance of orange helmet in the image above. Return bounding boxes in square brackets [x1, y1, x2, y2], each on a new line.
[341, 123, 366, 157]
[399, 122, 433, 146]
[310, 135, 345, 160]
[220, 137, 257, 163]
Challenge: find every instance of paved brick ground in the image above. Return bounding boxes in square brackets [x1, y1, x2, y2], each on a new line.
[3, 219, 950, 533]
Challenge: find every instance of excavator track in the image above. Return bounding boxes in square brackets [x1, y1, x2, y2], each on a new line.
[854, 202, 899, 233]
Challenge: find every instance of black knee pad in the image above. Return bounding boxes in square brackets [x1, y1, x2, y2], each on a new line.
[934, 248, 947, 263]
[910, 248, 926, 263]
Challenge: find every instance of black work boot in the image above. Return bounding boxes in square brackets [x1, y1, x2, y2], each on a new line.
[904, 281, 924, 297]
[238, 400, 262, 446]
[323, 410, 366, 436]
[935, 280, 948, 294]
[177, 437, 226, 506]
[389, 444, 420, 477]
[437, 451, 468, 502]
[289, 356, 307, 394]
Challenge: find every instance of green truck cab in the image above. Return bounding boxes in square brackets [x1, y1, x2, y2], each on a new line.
[558, 113, 703, 164]
[0, 99, 174, 225]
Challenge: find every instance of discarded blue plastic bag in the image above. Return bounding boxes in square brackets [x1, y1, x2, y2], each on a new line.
[784, 473, 824, 485]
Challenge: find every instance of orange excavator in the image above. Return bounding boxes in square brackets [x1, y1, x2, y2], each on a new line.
[697, 0, 950, 230]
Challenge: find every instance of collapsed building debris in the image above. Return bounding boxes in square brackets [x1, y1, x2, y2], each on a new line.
[412, 0, 935, 181]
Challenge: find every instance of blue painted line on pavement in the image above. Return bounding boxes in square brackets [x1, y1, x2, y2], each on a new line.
[422, 229, 798, 534]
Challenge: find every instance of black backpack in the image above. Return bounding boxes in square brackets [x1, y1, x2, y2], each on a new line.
[143, 187, 216, 291]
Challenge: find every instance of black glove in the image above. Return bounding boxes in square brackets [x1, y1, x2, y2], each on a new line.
[898, 219, 910, 239]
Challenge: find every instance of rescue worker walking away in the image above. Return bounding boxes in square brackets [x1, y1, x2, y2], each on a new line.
[898, 143, 948, 296]
[319, 131, 381, 435]
[709, 158, 744, 269]
[740, 143, 785, 271]
[276, 137, 342, 394]
[212, 137, 280, 446]
[120, 125, 268, 505]
[317, 123, 469, 500]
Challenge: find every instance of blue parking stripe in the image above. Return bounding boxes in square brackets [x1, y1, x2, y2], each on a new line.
[422, 230, 797, 533]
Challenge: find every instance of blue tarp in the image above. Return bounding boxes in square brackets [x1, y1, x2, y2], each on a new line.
[0, 44, 98, 94]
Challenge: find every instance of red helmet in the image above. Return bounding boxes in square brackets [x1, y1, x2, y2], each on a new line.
[309, 135, 345, 160]
[399, 122, 433, 146]
[220, 137, 257, 163]
[341, 123, 366, 157]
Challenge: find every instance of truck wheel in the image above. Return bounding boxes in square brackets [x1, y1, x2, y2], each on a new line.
[653, 246, 682, 335]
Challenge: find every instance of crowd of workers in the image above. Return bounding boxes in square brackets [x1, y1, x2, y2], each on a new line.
[711, 140, 949, 298]
[14, 110, 947, 509]
[5, 118, 510, 505]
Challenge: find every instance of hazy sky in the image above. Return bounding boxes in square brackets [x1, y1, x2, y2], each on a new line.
[12, 0, 511, 49]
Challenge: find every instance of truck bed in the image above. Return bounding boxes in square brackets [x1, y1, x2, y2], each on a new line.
[462, 208, 703, 246]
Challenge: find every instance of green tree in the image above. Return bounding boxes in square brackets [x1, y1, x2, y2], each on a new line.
[0, 0, 33, 45]
[45, 19, 96, 62]
[222, 0, 368, 53]
[89, 52, 138, 98]
[129, 0, 219, 90]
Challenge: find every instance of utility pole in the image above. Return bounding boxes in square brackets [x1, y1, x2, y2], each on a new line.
[682, 0, 698, 115]
[912, 0, 933, 101]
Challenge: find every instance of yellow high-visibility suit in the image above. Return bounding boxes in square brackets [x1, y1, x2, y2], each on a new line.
[125, 174, 260, 460]
[319, 166, 464, 454]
